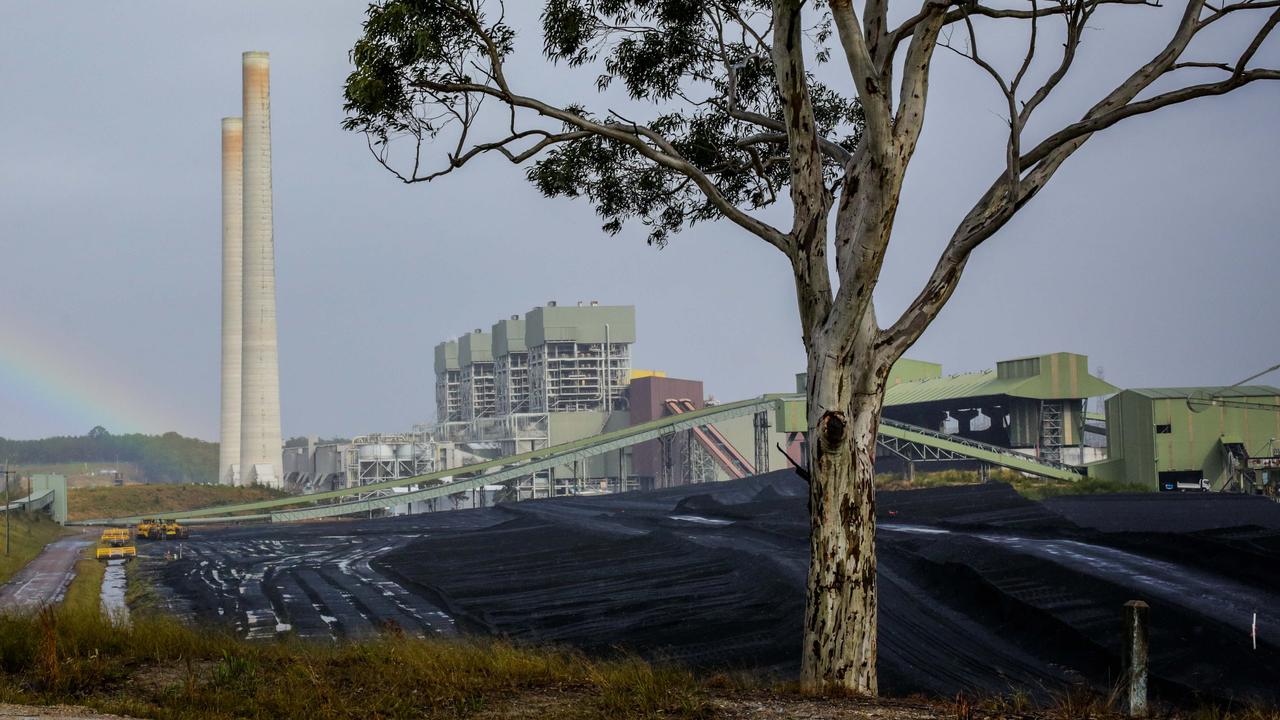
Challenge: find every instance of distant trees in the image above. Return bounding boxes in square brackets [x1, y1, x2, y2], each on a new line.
[0, 429, 218, 484]
[284, 436, 352, 448]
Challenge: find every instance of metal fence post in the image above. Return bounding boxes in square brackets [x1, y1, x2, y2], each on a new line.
[1123, 600, 1149, 717]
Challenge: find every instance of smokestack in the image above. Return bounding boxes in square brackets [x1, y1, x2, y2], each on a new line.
[218, 117, 243, 486]
[239, 51, 283, 488]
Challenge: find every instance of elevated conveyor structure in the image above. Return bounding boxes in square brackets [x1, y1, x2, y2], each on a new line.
[3, 490, 55, 515]
[664, 398, 755, 479]
[76, 395, 1085, 526]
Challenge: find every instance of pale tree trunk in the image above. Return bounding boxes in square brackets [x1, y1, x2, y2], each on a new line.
[799, 327, 886, 694]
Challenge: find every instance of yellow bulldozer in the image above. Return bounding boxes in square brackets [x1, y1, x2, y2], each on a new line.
[135, 518, 189, 541]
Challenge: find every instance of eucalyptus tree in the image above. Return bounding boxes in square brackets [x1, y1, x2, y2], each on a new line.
[344, 0, 1278, 693]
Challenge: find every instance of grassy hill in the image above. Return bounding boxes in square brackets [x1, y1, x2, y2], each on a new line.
[0, 513, 67, 586]
[67, 484, 289, 521]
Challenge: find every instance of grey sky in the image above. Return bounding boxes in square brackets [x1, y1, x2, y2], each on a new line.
[0, 2, 1276, 441]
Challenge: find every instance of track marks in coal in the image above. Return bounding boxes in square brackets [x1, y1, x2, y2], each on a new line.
[146, 533, 457, 641]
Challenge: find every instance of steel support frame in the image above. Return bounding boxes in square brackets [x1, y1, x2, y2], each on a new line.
[273, 401, 769, 521]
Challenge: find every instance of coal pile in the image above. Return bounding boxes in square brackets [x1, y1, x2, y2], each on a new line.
[149, 472, 1280, 705]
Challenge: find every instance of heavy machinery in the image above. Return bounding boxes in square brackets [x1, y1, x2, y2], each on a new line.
[134, 518, 161, 540]
[161, 519, 190, 540]
[135, 518, 189, 540]
[95, 527, 136, 560]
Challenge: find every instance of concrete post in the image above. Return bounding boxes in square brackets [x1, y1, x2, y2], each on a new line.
[218, 117, 243, 486]
[1123, 600, 1149, 717]
[239, 51, 283, 488]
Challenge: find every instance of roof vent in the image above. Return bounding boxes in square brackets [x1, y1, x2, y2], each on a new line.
[577, 301, 584, 307]
[473, 328, 481, 334]
[590, 300, 599, 306]
[547, 301, 557, 307]
[511, 315, 519, 320]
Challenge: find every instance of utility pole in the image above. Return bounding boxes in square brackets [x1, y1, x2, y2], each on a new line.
[3, 462, 12, 558]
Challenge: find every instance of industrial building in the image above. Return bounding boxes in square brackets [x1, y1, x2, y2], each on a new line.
[434, 341, 461, 422]
[493, 315, 530, 415]
[458, 330, 497, 421]
[285, 324, 1280, 514]
[879, 352, 1116, 465]
[1089, 386, 1280, 492]
[284, 302, 784, 505]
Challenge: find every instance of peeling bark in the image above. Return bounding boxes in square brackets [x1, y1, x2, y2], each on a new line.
[800, 335, 884, 695]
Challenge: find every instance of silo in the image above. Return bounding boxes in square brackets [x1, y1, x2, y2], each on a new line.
[238, 51, 284, 488]
[395, 442, 417, 477]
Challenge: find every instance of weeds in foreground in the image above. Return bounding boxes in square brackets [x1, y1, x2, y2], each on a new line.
[0, 607, 710, 719]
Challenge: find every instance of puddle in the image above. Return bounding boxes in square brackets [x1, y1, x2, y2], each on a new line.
[101, 560, 130, 627]
[668, 515, 733, 526]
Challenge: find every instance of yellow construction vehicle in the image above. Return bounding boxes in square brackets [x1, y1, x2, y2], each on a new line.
[135, 518, 163, 540]
[100, 527, 131, 546]
[96, 528, 136, 560]
[135, 518, 190, 541]
[161, 519, 190, 540]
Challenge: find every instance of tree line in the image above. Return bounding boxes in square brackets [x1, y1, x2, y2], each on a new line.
[0, 426, 218, 484]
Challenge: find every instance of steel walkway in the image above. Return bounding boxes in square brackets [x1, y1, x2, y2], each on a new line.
[75, 395, 1084, 525]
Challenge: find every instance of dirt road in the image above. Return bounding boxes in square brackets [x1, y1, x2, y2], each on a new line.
[0, 536, 91, 613]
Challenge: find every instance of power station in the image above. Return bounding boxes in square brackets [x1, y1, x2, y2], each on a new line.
[206, 69, 1279, 504]
[219, 52, 283, 488]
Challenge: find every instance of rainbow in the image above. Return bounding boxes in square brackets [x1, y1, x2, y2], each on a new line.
[0, 315, 184, 437]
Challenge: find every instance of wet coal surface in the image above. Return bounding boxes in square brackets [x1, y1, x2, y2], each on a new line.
[144, 472, 1280, 705]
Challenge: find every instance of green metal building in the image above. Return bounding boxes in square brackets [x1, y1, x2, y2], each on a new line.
[1088, 386, 1280, 491]
[797, 352, 1115, 465]
[433, 340, 461, 422]
[457, 330, 496, 421]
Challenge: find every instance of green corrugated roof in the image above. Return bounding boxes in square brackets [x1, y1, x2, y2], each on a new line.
[885, 370, 1019, 405]
[1126, 385, 1280, 400]
[885, 354, 1117, 406]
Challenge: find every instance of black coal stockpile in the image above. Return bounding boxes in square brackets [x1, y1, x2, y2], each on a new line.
[377, 472, 1280, 704]
[155, 471, 1280, 706]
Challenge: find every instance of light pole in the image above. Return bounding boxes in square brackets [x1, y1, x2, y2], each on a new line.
[3, 464, 12, 558]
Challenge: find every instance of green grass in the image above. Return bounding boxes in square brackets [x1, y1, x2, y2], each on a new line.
[68, 484, 289, 522]
[0, 608, 713, 720]
[876, 467, 1143, 501]
[0, 512, 67, 586]
[0, 602, 1274, 719]
[62, 552, 105, 616]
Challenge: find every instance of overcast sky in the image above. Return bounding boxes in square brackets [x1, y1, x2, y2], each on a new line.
[0, 2, 1276, 442]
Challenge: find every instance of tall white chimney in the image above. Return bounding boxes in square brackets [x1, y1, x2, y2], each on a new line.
[239, 51, 283, 488]
[218, 117, 243, 486]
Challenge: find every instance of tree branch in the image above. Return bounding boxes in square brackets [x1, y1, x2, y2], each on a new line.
[831, 0, 893, 149]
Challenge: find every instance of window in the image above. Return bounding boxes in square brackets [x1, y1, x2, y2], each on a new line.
[1155, 424, 1172, 434]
